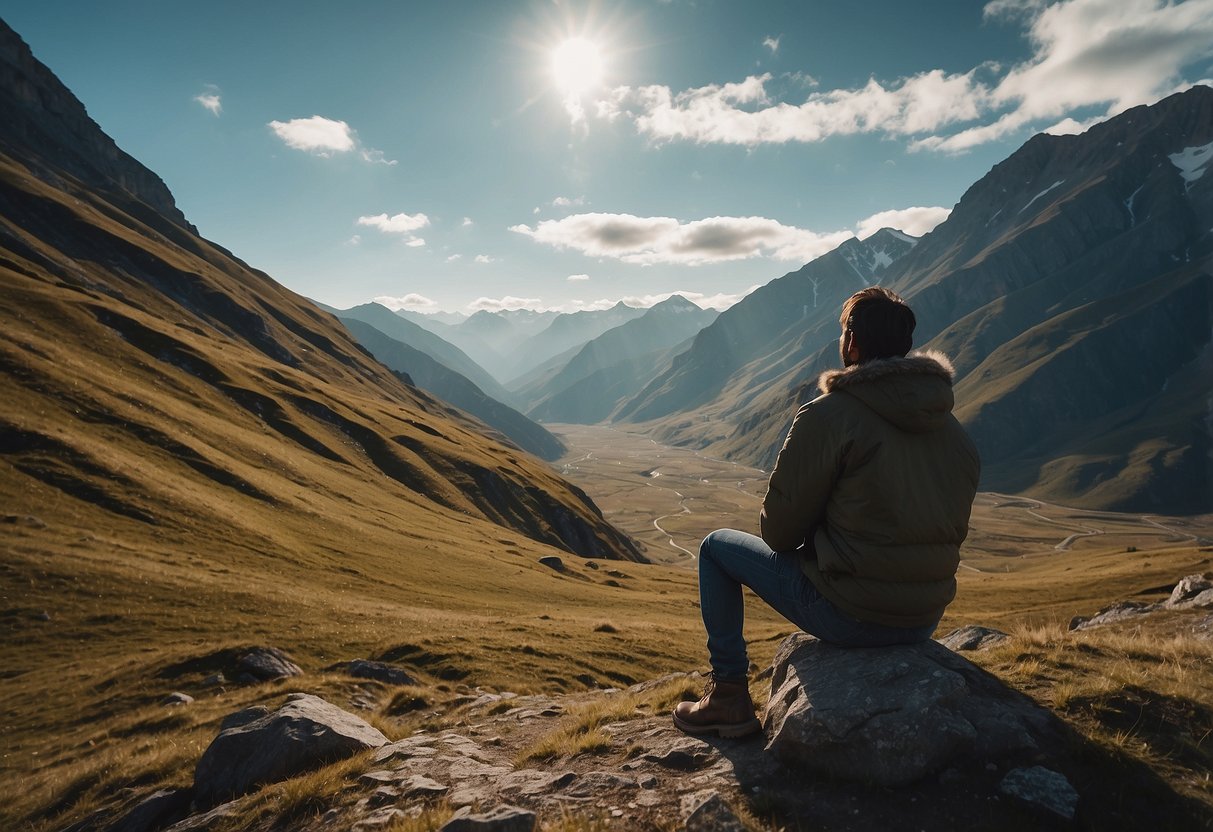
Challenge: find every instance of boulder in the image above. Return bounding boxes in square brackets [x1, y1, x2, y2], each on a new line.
[439, 804, 536, 832]
[537, 556, 564, 571]
[682, 791, 746, 832]
[937, 625, 1009, 651]
[763, 634, 1053, 787]
[348, 659, 417, 686]
[999, 765, 1079, 820]
[106, 788, 193, 832]
[1165, 574, 1213, 609]
[1069, 600, 1158, 631]
[193, 693, 388, 809]
[161, 692, 194, 707]
[236, 646, 303, 681]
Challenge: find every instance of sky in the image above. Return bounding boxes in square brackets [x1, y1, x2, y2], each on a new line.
[3, 0, 1212, 315]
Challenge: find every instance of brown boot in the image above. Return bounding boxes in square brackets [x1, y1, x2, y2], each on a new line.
[672, 676, 761, 738]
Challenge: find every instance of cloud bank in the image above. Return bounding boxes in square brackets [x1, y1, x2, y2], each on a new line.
[590, 0, 1213, 152]
[510, 206, 950, 267]
[374, 293, 437, 311]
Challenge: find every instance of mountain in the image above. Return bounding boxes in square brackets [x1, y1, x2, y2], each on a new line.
[519, 295, 719, 423]
[398, 308, 468, 327]
[614, 228, 916, 430]
[630, 87, 1213, 513]
[322, 301, 517, 406]
[336, 317, 566, 460]
[506, 301, 648, 383]
[0, 19, 640, 561]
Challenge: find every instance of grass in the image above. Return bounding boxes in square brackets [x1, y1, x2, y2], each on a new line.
[514, 675, 706, 764]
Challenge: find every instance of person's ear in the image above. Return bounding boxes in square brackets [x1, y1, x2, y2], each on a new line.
[844, 331, 860, 363]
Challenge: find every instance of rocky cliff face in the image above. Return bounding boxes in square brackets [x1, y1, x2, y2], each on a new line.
[0, 18, 194, 232]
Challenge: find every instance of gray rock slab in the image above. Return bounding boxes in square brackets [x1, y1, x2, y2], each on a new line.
[440, 805, 537, 832]
[763, 634, 1054, 787]
[236, 647, 302, 681]
[1070, 601, 1158, 630]
[161, 692, 195, 707]
[644, 738, 718, 771]
[1166, 574, 1212, 608]
[107, 788, 193, 832]
[682, 790, 746, 832]
[349, 659, 417, 686]
[193, 693, 388, 809]
[937, 625, 1009, 651]
[999, 765, 1080, 820]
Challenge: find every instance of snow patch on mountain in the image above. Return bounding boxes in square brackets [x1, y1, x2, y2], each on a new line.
[1169, 140, 1213, 192]
[1019, 180, 1065, 215]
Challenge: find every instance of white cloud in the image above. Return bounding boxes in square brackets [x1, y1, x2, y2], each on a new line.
[268, 115, 397, 163]
[356, 212, 431, 234]
[347, 234, 361, 246]
[269, 116, 356, 153]
[405, 238, 426, 248]
[566, 273, 591, 281]
[446, 254, 463, 262]
[468, 296, 541, 312]
[374, 294, 438, 311]
[194, 89, 221, 116]
[461, 217, 474, 227]
[855, 206, 951, 238]
[597, 70, 988, 146]
[593, 0, 1213, 152]
[510, 212, 853, 265]
[474, 254, 495, 264]
[763, 35, 781, 54]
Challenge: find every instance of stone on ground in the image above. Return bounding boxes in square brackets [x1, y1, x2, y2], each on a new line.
[348, 658, 417, 686]
[681, 790, 746, 832]
[1167, 574, 1213, 609]
[763, 634, 1053, 787]
[236, 646, 303, 681]
[937, 625, 1009, 651]
[999, 765, 1079, 820]
[439, 804, 536, 832]
[193, 693, 388, 809]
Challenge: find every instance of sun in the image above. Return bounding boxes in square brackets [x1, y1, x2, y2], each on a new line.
[551, 37, 604, 95]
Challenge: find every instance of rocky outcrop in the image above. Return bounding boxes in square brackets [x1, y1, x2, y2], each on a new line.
[1070, 573, 1213, 630]
[762, 634, 1054, 787]
[236, 646, 303, 683]
[193, 693, 389, 809]
[938, 625, 1010, 651]
[0, 19, 195, 231]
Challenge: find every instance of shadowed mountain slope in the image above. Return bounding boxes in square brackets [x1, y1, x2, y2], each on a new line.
[321, 301, 516, 407]
[517, 295, 718, 423]
[337, 317, 566, 461]
[0, 18, 639, 561]
[634, 88, 1213, 513]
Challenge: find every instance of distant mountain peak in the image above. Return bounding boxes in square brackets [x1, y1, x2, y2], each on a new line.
[836, 228, 917, 283]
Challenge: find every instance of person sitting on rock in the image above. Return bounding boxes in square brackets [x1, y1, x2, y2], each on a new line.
[674, 286, 981, 737]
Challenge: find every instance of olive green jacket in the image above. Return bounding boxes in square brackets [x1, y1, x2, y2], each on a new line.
[760, 351, 980, 628]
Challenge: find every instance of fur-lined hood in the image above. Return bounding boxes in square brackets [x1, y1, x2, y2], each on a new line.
[817, 350, 958, 434]
[818, 350, 956, 394]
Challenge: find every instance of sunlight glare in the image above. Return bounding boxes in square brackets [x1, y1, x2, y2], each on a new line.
[552, 37, 604, 95]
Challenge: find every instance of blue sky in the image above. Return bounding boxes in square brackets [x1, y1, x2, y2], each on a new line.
[3, 1, 1212, 314]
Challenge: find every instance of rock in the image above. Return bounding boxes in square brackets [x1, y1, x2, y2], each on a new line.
[763, 634, 1052, 787]
[202, 672, 225, 688]
[999, 765, 1079, 820]
[193, 693, 388, 809]
[1166, 574, 1213, 609]
[643, 738, 717, 770]
[563, 772, 637, 797]
[219, 706, 269, 731]
[537, 555, 564, 571]
[35, 610, 52, 621]
[107, 788, 193, 832]
[236, 647, 303, 681]
[937, 625, 1009, 651]
[400, 774, 450, 799]
[162, 692, 194, 707]
[439, 804, 536, 832]
[1069, 601, 1158, 630]
[160, 799, 241, 832]
[681, 790, 746, 832]
[348, 659, 416, 686]
[3, 513, 46, 528]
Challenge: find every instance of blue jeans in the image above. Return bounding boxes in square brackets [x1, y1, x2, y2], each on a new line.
[698, 528, 939, 680]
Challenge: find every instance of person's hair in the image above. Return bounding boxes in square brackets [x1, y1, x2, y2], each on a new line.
[839, 287, 915, 361]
